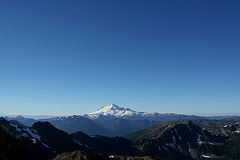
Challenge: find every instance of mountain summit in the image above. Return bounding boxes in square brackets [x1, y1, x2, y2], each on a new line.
[86, 103, 139, 118]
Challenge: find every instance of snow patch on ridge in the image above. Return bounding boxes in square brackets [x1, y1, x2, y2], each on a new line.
[196, 134, 202, 144]
[9, 123, 22, 132]
[23, 128, 50, 148]
[187, 142, 191, 151]
[73, 138, 83, 146]
[162, 145, 169, 151]
[24, 129, 41, 140]
[202, 154, 211, 158]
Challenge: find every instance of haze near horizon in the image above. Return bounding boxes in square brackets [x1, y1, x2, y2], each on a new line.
[0, 0, 239, 116]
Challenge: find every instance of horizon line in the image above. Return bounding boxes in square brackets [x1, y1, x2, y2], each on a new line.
[1, 112, 240, 118]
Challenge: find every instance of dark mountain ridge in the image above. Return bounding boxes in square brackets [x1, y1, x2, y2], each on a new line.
[0, 118, 88, 160]
[1, 116, 240, 160]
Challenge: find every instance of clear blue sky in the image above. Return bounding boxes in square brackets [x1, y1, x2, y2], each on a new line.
[0, 0, 240, 116]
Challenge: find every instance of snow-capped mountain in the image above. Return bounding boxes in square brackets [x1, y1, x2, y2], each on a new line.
[85, 103, 142, 119]
[83, 103, 202, 121]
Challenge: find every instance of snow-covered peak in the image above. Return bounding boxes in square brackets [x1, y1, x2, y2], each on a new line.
[87, 103, 138, 118]
[98, 103, 122, 111]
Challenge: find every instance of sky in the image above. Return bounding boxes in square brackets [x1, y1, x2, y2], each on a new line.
[0, 0, 240, 116]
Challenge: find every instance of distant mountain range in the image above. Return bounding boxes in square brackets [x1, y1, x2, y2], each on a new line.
[4, 103, 240, 137]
